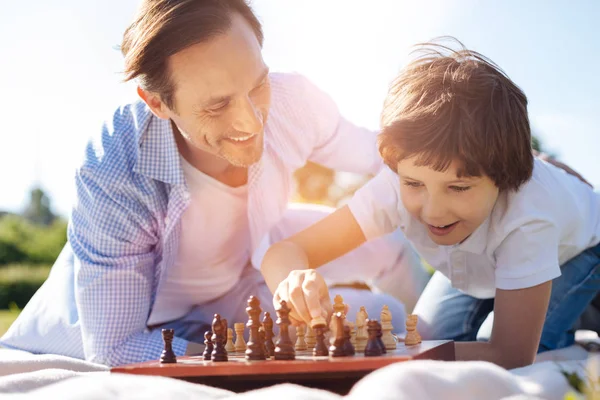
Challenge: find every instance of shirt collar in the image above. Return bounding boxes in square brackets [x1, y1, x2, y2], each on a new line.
[454, 216, 490, 255]
[132, 102, 186, 187]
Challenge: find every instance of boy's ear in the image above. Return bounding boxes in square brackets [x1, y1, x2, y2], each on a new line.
[137, 86, 170, 120]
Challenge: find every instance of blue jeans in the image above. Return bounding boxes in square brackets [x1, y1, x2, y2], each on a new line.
[413, 242, 600, 353]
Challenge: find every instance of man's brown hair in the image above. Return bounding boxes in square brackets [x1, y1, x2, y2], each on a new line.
[378, 37, 533, 191]
[121, 0, 263, 111]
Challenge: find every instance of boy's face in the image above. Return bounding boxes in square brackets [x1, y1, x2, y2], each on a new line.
[397, 157, 499, 246]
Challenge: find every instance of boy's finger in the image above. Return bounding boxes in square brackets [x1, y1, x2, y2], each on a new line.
[302, 272, 327, 321]
[287, 271, 312, 326]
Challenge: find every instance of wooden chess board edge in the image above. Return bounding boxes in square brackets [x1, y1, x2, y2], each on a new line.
[111, 340, 455, 378]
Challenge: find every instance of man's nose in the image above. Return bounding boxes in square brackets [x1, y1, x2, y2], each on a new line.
[232, 97, 263, 134]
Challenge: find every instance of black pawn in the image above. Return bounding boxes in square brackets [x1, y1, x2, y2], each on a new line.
[376, 321, 387, 354]
[329, 312, 346, 357]
[343, 325, 355, 356]
[364, 319, 384, 357]
[160, 329, 177, 364]
[245, 296, 266, 360]
[203, 331, 213, 360]
[262, 312, 275, 357]
[259, 327, 269, 359]
[211, 314, 228, 362]
[313, 324, 329, 357]
[274, 300, 295, 360]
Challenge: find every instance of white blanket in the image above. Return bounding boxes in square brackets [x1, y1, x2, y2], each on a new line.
[0, 339, 597, 400]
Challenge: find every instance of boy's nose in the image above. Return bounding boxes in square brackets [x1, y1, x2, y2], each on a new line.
[421, 196, 447, 222]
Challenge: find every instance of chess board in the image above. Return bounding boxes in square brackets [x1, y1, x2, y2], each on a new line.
[111, 340, 455, 394]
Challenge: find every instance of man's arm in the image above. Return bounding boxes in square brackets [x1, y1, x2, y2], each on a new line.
[292, 75, 382, 176]
[72, 166, 188, 366]
[455, 281, 552, 369]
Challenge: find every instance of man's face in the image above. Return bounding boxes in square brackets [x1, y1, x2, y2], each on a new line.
[397, 156, 499, 246]
[156, 13, 271, 168]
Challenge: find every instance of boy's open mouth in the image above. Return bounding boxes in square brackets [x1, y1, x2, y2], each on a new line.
[427, 221, 459, 236]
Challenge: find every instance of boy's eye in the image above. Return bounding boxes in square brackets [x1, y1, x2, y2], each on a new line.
[450, 185, 471, 192]
[403, 181, 422, 188]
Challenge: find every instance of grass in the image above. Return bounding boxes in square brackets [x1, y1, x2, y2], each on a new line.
[0, 308, 20, 337]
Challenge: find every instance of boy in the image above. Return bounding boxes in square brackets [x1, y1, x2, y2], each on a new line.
[260, 38, 600, 369]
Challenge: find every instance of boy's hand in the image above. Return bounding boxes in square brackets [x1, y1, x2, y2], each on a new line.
[273, 269, 333, 326]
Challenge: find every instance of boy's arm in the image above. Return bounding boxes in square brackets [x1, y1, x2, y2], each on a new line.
[261, 205, 367, 323]
[455, 281, 552, 369]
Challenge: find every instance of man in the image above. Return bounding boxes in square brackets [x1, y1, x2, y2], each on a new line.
[0, 0, 428, 366]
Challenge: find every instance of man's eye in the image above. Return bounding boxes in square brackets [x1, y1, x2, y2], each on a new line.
[450, 185, 471, 192]
[207, 102, 229, 113]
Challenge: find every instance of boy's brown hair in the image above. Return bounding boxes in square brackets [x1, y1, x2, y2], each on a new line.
[120, 0, 263, 111]
[378, 37, 533, 191]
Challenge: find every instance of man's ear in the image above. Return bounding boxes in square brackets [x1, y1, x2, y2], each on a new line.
[137, 86, 171, 120]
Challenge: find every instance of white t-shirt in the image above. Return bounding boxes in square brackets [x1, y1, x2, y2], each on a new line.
[147, 156, 251, 325]
[348, 158, 600, 299]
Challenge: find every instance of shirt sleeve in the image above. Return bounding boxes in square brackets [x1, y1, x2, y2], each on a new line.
[70, 166, 188, 367]
[494, 220, 562, 290]
[346, 166, 402, 240]
[294, 75, 383, 175]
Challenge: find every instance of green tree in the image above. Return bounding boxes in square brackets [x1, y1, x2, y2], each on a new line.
[22, 187, 56, 226]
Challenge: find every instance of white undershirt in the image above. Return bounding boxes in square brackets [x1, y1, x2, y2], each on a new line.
[147, 156, 251, 325]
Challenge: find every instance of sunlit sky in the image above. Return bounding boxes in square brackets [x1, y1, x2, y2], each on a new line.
[1, 0, 598, 217]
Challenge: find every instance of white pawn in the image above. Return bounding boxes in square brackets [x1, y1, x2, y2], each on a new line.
[225, 327, 236, 353]
[295, 324, 307, 351]
[355, 306, 368, 353]
[329, 294, 346, 344]
[380, 305, 396, 350]
[234, 322, 246, 353]
[405, 314, 422, 346]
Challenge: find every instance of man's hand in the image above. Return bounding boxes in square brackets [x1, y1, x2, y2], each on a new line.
[273, 269, 333, 326]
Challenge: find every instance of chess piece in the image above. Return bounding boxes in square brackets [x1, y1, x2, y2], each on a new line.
[343, 325, 355, 356]
[262, 312, 275, 357]
[329, 312, 346, 357]
[274, 300, 295, 360]
[405, 314, 422, 346]
[355, 306, 368, 353]
[375, 320, 386, 354]
[347, 321, 357, 348]
[380, 305, 397, 350]
[259, 327, 269, 359]
[211, 314, 228, 362]
[160, 329, 177, 364]
[364, 319, 383, 357]
[305, 325, 316, 350]
[203, 331, 213, 360]
[329, 294, 347, 344]
[295, 324, 307, 351]
[234, 322, 246, 353]
[225, 328, 235, 353]
[245, 296, 266, 360]
[311, 316, 329, 357]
